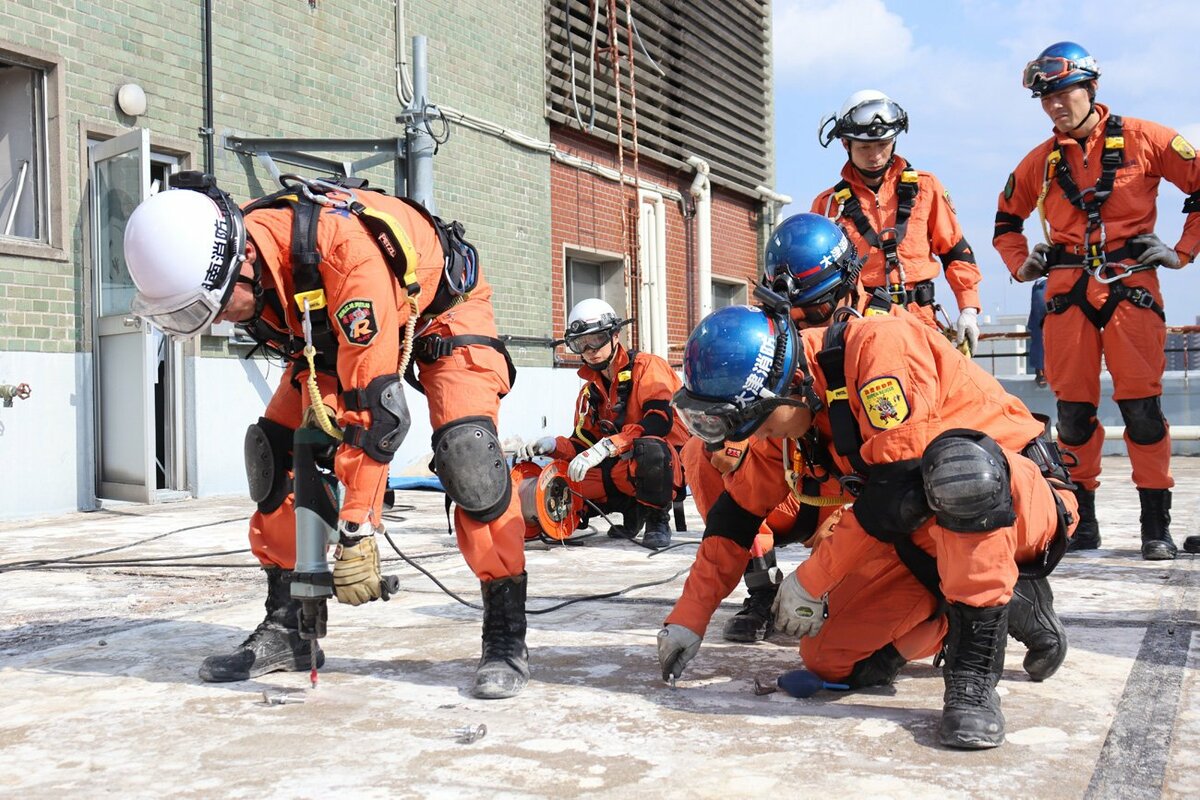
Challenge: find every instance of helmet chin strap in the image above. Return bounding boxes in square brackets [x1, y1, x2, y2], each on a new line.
[237, 254, 266, 324]
[853, 153, 894, 181]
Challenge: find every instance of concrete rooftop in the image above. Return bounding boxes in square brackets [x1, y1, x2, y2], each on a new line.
[2, 455, 1198, 799]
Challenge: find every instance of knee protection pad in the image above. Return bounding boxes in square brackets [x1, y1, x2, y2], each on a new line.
[1117, 396, 1167, 445]
[342, 375, 411, 463]
[922, 429, 1016, 533]
[244, 417, 293, 514]
[431, 416, 512, 523]
[1056, 401, 1098, 446]
[630, 436, 675, 508]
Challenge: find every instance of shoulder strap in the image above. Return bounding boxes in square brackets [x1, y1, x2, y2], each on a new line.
[611, 349, 639, 430]
[815, 320, 872, 475]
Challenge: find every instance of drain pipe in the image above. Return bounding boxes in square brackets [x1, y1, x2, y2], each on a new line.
[200, 0, 214, 172]
[687, 155, 712, 319]
[638, 189, 668, 358]
[406, 36, 436, 212]
[755, 185, 793, 271]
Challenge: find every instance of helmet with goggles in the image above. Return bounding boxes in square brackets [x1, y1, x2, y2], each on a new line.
[672, 305, 814, 444]
[125, 172, 246, 338]
[763, 213, 861, 325]
[819, 89, 908, 148]
[564, 297, 625, 355]
[1022, 41, 1099, 98]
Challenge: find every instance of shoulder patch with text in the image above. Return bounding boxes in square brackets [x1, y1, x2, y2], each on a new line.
[1003, 173, 1015, 200]
[1170, 134, 1196, 161]
[859, 376, 910, 430]
[335, 299, 378, 346]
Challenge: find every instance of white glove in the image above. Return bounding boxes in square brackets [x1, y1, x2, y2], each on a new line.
[770, 571, 828, 638]
[568, 437, 618, 482]
[1132, 233, 1182, 269]
[516, 436, 556, 461]
[954, 308, 979, 352]
[1017, 243, 1053, 282]
[657, 624, 702, 682]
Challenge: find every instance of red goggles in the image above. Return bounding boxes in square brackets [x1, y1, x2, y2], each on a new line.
[1022, 56, 1094, 91]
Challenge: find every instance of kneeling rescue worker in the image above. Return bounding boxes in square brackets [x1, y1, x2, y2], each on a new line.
[123, 172, 531, 699]
[516, 299, 689, 549]
[661, 287, 1079, 748]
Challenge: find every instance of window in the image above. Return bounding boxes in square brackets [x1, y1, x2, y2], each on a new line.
[0, 59, 47, 242]
[712, 278, 747, 309]
[565, 253, 626, 318]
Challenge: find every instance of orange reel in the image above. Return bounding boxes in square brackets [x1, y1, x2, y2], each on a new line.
[510, 458, 583, 541]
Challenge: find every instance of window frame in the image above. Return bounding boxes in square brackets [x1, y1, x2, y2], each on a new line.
[711, 275, 748, 309]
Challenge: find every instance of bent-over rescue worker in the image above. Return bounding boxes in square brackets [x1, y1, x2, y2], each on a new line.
[994, 41, 1200, 560]
[662, 302, 1078, 750]
[812, 90, 982, 350]
[123, 173, 530, 699]
[516, 298, 689, 549]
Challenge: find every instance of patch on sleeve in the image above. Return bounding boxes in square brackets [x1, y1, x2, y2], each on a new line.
[335, 299, 378, 346]
[943, 189, 956, 213]
[1170, 134, 1196, 161]
[1003, 173, 1016, 200]
[859, 376, 910, 430]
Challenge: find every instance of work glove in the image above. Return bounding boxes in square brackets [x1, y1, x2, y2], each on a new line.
[1016, 243, 1053, 282]
[770, 571, 828, 638]
[568, 437, 618, 482]
[1132, 233, 1183, 269]
[953, 308, 980, 353]
[333, 520, 385, 605]
[515, 436, 557, 461]
[657, 624, 702, 682]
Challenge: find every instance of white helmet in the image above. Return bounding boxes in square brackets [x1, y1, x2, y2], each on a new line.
[125, 177, 245, 338]
[818, 89, 909, 148]
[564, 297, 623, 354]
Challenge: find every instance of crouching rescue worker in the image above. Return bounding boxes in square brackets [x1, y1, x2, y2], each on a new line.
[123, 172, 530, 699]
[660, 300, 1078, 749]
[995, 42, 1200, 559]
[516, 299, 689, 549]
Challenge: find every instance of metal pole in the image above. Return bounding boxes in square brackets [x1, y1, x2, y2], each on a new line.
[406, 35, 436, 213]
[4, 160, 29, 236]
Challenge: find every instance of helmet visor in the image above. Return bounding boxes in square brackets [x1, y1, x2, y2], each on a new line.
[672, 387, 804, 444]
[839, 98, 907, 140]
[131, 288, 224, 338]
[565, 330, 614, 354]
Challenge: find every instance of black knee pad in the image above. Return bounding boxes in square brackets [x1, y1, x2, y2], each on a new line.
[244, 417, 293, 514]
[922, 429, 1015, 533]
[631, 436, 674, 508]
[1056, 401, 1098, 446]
[431, 416, 512, 523]
[1117, 396, 1167, 445]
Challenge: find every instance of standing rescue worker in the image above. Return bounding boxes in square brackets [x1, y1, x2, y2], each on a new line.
[994, 42, 1200, 559]
[812, 90, 983, 350]
[123, 173, 530, 699]
[516, 299, 689, 549]
[662, 298, 1078, 750]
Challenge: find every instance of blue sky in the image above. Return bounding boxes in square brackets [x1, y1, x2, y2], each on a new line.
[771, 0, 1200, 325]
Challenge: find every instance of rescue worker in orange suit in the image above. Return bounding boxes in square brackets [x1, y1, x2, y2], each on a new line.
[994, 42, 1200, 560]
[123, 173, 531, 699]
[662, 299, 1079, 749]
[516, 298, 689, 549]
[812, 90, 983, 351]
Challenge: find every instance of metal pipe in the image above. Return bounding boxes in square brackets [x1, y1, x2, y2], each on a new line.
[406, 36, 436, 212]
[686, 156, 712, 319]
[201, 0, 215, 172]
[4, 160, 29, 236]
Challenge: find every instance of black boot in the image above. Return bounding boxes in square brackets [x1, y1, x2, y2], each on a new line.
[607, 504, 645, 540]
[199, 567, 323, 682]
[1007, 576, 1067, 681]
[723, 550, 780, 642]
[1067, 488, 1100, 551]
[1184, 535, 1200, 554]
[1139, 488, 1177, 561]
[846, 642, 907, 688]
[939, 603, 1007, 749]
[640, 507, 673, 550]
[472, 573, 530, 699]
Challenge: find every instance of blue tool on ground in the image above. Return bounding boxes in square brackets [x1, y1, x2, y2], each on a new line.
[777, 669, 850, 698]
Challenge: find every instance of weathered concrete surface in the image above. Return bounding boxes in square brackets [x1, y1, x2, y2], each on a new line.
[1, 456, 1197, 799]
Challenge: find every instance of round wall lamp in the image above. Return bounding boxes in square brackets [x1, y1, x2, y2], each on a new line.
[116, 83, 148, 117]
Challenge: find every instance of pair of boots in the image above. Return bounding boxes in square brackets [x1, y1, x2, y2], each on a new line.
[1068, 487, 1177, 560]
[199, 567, 531, 701]
[607, 504, 673, 550]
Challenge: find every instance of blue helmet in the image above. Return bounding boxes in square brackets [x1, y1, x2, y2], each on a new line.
[1022, 42, 1100, 98]
[673, 305, 811, 443]
[763, 213, 861, 323]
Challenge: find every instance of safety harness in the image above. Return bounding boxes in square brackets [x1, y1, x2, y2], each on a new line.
[574, 350, 639, 449]
[831, 161, 920, 303]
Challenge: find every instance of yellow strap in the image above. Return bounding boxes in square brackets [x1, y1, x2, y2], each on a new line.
[294, 288, 326, 312]
[1036, 150, 1062, 244]
[798, 494, 846, 507]
[353, 204, 422, 293]
[574, 386, 597, 447]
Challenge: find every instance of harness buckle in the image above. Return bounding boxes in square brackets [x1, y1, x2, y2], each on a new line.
[1045, 295, 1069, 315]
[413, 334, 455, 364]
[1128, 288, 1155, 309]
[838, 474, 865, 498]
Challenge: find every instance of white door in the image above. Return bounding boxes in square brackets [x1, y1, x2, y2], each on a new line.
[89, 129, 156, 503]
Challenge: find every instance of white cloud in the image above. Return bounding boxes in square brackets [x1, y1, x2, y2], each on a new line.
[773, 0, 915, 79]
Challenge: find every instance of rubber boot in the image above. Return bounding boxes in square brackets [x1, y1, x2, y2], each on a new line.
[1139, 488, 1177, 561]
[640, 507, 673, 550]
[607, 504, 644, 540]
[1007, 576, 1067, 681]
[1066, 488, 1100, 551]
[939, 602, 1007, 749]
[722, 550, 780, 642]
[846, 642, 907, 688]
[199, 567, 324, 682]
[472, 572, 530, 699]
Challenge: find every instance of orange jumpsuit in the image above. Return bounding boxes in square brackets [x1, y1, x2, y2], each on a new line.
[994, 105, 1200, 492]
[548, 345, 690, 510]
[242, 199, 526, 582]
[812, 157, 981, 328]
